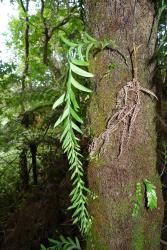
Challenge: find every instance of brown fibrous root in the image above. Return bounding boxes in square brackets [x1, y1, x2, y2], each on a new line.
[89, 78, 157, 158]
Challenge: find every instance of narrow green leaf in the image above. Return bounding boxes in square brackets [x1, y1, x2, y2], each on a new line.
[84, 32, 97, 42]
[72, 206, 83, 217]
[75, 237, 81, 249]
[70, 88, 80, 111]
[73, 216, 79, 224]
[40, 244, 47, 250]
[101, 39, 111, 49]
[60, 125, 70, 141]
[68, 199, 81, 209]
[62, 134, 71, 149]
[70, 108, 83, 123]
[71, 75, 92, 93]
[52, 93, 65, 110]
[54, 108, 69, 128]
[70, 63, 94, 78]
[67, 237, 74, 244]
[60, 235, 66, 242]
[77, 44, 84, 61]
[86, 43, 94, 61]
[71, 58, 89, 66]
[67, 245, 77, 250]
[59, 34, 77, 47]
[71, 121, 83, 134]
[48, 238, 59, 244]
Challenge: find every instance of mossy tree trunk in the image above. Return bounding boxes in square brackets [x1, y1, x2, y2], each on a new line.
[85, 0, 163, 249]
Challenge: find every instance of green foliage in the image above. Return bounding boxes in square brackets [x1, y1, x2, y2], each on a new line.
[132, 180, 157, 217]
[132, 183, 142, 217]
[162, 142, 167, 166]
[144, 179, 157, 210]
[160, 142, 167, 177]
[41, 236, 81, 250]
[53, 32, 113, 235]
[157, 0, 167, 24]
[0, 150, 19, 194]
[156, 0, 167, 77]
[0, 0, 85, 220]
[53, 32, 95, 235]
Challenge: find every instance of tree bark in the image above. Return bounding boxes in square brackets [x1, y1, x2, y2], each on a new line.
[85, 0, 163, 249]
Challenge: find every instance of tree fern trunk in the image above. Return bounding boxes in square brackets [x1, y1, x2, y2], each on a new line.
[85, 0, 163, 249]
[30, 142, 38, 185]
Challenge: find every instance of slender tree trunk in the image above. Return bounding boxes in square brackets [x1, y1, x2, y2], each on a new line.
[30, 142, 38, 185]
[20, 0, 29, 90]
[19, 148, 29, 191]
[85, 0, 163, 249]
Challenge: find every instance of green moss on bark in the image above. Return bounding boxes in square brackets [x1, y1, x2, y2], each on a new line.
[86, 229, 109, 250]
[132, 221, 145, 250]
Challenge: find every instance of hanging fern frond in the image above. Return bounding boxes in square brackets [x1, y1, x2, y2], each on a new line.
[53, 32, 111, 235]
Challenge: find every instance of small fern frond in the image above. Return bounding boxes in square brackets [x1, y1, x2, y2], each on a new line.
[41, 236, 81, 250]
[144, 179, 157, 210]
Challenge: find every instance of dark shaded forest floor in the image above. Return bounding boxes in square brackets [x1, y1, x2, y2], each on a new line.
[161, 184, 167, 250]
[1, 183, 167, 250]
[0, 181, 80, 250]
[0, 142, 167, 250]
[0, 139, 88, 249]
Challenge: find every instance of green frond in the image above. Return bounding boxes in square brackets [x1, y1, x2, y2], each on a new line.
[53, 32, 113, 235]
